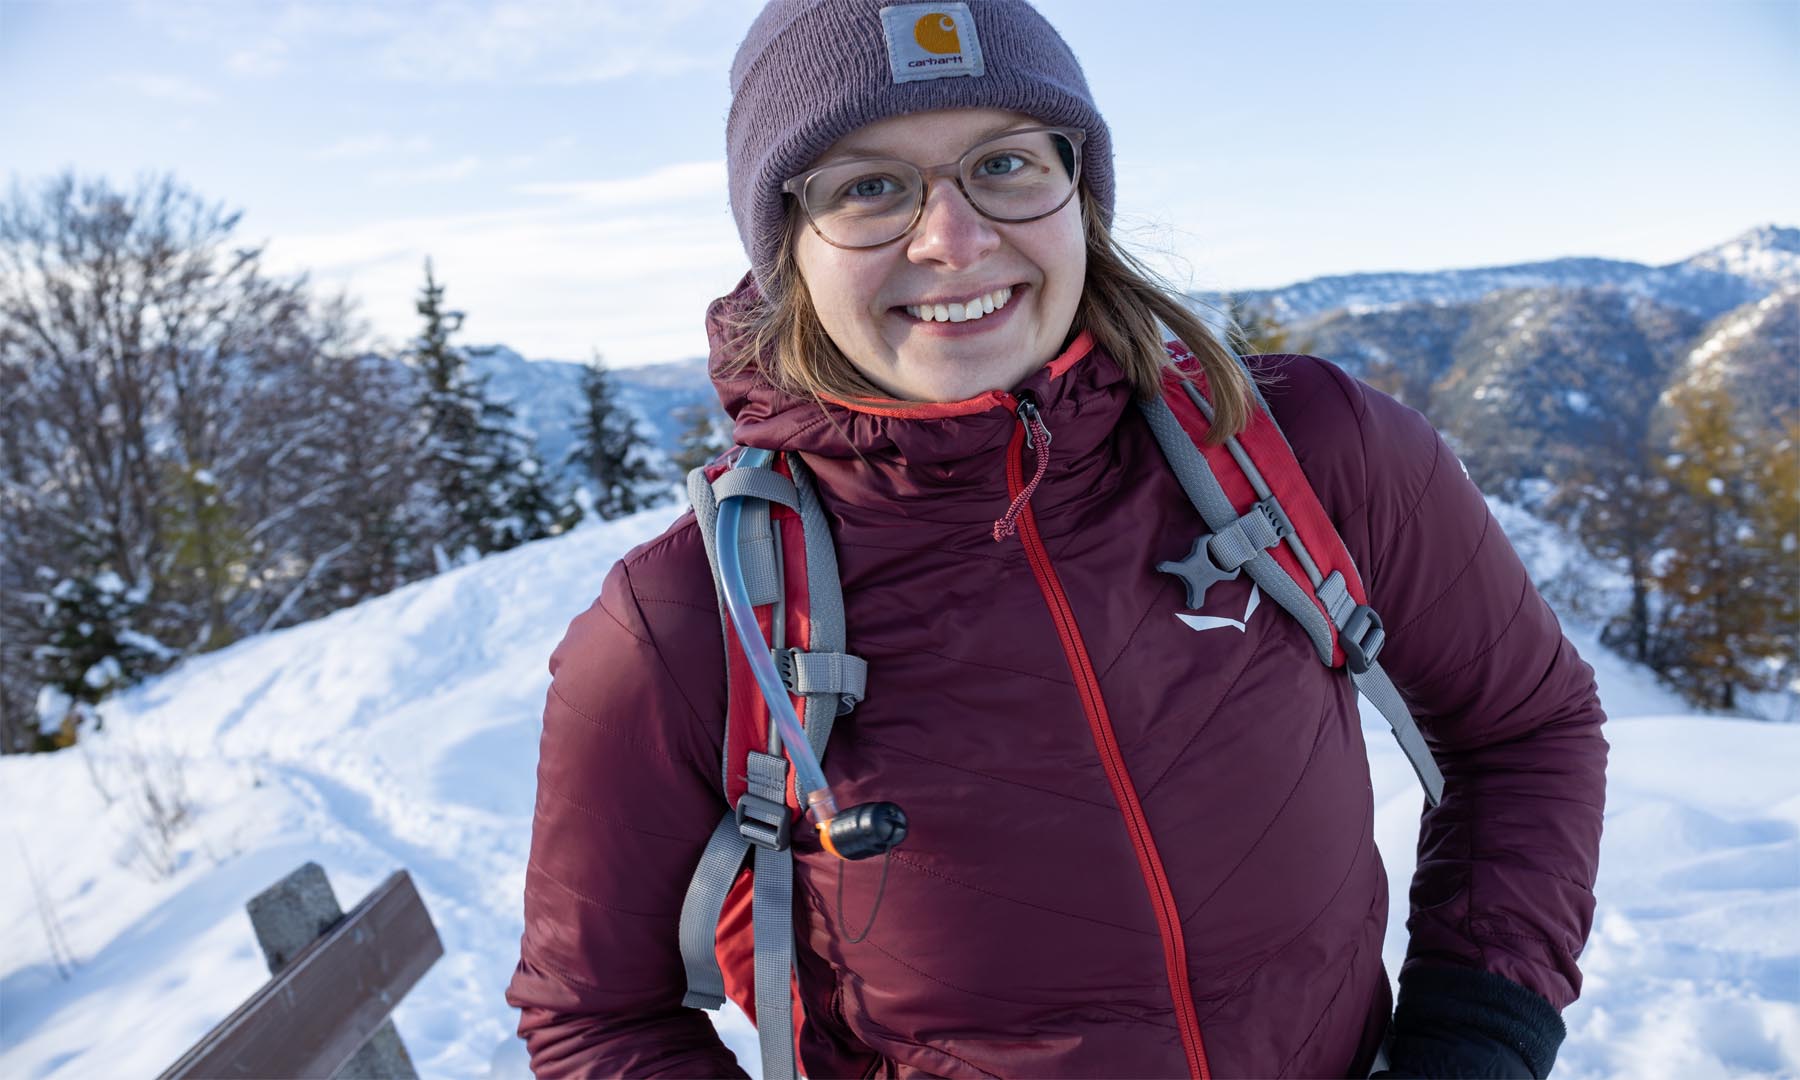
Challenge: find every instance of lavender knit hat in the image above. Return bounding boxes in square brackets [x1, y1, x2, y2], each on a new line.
[727, 0, 1113, 292]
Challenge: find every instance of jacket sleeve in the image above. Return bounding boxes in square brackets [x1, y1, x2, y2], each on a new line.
[504, 545, 748, 1079]
[1320, 361, 1608, 1014]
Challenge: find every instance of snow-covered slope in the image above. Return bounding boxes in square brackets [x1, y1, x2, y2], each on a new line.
[3, 505, 1797, 1079]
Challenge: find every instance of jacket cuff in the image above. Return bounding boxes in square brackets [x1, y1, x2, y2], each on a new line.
[1386, 965, 1567, 1079]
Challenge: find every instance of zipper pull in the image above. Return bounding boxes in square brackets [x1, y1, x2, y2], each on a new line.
[1018, 394, 1052, 450]
[993, 393, 1053, 542]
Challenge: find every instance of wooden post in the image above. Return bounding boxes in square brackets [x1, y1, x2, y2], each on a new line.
[159, 864, 443, 1080]
[245, 862, 420, 1078]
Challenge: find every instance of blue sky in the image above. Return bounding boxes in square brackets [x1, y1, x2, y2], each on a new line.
[4, 0, 1796, 365]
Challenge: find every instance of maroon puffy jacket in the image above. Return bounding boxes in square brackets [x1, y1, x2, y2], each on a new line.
[505, 289, 1607, 1077]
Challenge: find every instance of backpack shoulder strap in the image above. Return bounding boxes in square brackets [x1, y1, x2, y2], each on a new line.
[676, 447, 866, 1080]
[1142, 344, 1445, 806]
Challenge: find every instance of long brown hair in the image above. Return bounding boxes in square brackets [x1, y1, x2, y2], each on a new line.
[721, 186, 1255, 441]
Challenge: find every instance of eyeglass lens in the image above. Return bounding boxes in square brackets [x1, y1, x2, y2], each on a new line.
[799, 129, 1078, 248]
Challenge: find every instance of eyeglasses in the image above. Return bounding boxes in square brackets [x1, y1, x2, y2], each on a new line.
[781, 126, 1085, 250]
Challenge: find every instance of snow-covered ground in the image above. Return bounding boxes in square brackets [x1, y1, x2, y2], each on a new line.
[3, 501, 1796, 1079]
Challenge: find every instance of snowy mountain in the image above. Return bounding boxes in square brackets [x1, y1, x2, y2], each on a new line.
[3, 502, 1797, 1079]
[1657, 285, 1800, 435]
[1207, 224, 1800, 326]
[1678, 224, 1800, 293]
[451, 225, 1795, 500]
[465, 346, 713, 484]
[1297, 286, 1704, 493]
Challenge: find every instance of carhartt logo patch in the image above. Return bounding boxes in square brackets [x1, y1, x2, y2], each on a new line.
[880, 3, 985, 84]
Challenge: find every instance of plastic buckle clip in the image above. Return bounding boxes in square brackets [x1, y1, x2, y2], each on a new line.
[772, 646, 798, 694]
[1255, 496, 1294, 541]
[1340, 604, 1386, 674]
[735, 792, 792, 851]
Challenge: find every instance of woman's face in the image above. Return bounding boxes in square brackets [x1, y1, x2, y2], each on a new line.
[791, 108, 1086, 403]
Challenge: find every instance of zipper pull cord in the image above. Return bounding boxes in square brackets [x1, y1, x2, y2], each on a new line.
[993, 396, 1053, 542]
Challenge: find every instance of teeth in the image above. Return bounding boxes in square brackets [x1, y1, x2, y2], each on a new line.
[906, 286, 1013, 323]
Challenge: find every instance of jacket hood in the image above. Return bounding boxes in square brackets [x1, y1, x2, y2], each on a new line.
[704, 272, 1133, 482]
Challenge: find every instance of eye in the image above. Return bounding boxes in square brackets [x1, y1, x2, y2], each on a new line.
[844, 175, 901, 199]
[977, 152, 1029, 177]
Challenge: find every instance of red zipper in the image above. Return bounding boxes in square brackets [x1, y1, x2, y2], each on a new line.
[1000, 394, 1213, 1080]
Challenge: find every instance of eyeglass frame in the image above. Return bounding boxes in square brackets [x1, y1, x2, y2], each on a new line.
[779, 125, 1087, 251]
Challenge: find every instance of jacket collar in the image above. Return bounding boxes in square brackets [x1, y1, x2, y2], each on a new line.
[706, 274, 1133, 525]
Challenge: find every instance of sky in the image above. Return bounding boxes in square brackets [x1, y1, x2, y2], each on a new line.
[3, 0, 1796, 366]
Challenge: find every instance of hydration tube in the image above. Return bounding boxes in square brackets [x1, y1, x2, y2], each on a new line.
[714, 449, 908, 863]
[714, 449, 836, 822]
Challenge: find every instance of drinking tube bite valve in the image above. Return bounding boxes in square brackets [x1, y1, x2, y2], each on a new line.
[715, 463, 907, 861]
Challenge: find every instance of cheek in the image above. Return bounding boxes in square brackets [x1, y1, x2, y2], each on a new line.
[797, 237, 882, 329]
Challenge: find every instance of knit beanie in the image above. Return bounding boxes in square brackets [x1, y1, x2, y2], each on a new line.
[727, 0, 1113, 292]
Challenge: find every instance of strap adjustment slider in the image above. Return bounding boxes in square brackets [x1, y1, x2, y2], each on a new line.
[1340, 604, 1386, 674]
[1254, 496, 1294, 541]
[735, 792, 792, 851]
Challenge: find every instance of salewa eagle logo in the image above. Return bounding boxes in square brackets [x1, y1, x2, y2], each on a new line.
[1177, 584, 1261, 634]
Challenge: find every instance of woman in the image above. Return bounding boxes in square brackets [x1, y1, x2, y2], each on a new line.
[506, 2, 1607, 1076]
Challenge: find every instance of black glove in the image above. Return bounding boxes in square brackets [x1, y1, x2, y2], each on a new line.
[1370, 965, 1567, 1079]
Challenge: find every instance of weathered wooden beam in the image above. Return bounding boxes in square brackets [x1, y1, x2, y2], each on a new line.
[159, 869, 443, 1080]
[244, 862, 421, 1078]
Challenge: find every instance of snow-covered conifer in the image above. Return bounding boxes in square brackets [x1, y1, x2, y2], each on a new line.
[567, 353, 665, 520]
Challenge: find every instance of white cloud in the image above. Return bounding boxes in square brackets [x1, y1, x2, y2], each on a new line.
[371, 156, 484, 186]
[498, 135, 581, 173]
[515, 160, 725, 208]
[225, 38, 290, 76]
[313, 133, 435, 161]
[260, 164, 748, 363]
[107, 73, 217, 105]
[134, 0, 752, 85]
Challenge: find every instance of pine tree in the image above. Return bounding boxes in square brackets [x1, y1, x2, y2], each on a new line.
[567, 353, 663, 520]
[409, 259, 576, 560]
[32, 570, 170, 746]
[671, 402, 732, 477]
[1651, 385, 1799, 711]
[1543, 431, 1670, 662]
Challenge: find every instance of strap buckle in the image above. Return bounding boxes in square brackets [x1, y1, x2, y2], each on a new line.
[735, 792, 792, 851]
[1339, 604, 1386, 674]
[1254, 496, 1294, 541]
[773, 646, 798, 693]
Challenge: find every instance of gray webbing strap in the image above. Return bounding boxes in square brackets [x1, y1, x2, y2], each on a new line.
[1352, 663, 1445, 802]
[781, 649, 869, 711]
[745, 749, 797, 1080]
[687, 464, 734, 796]
[1206, 504, 1284, 573]
[680, 462, 751, 1019]
[678, 451, 864, 1080]
[1180, 379, 1327, 588]
[735, 499, 782, 607]
[1139, 393, 1444, 806]
[788, 454, 851, 776]
[712, 466, 800, 510]
[678, 814, 750, 1010]
[1317, 571, 1358, 629]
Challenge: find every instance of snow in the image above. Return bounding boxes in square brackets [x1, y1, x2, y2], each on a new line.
[4, 504, 1799, 1080]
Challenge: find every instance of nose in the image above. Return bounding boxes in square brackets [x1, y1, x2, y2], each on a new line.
[905, 176, 999, 269]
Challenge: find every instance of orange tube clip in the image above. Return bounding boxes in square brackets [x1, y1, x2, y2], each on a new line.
[816, 819, 843, 860]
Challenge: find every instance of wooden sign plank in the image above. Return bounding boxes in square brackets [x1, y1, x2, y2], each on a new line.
[159, 870, 443, 1079]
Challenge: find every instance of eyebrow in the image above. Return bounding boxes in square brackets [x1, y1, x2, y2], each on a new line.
[816, 121, 1033, 165]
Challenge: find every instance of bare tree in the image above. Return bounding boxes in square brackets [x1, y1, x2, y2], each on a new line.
[0, 172, 434, 747]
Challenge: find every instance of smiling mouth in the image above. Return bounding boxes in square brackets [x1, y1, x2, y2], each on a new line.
[901, 285, 1015, 324]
